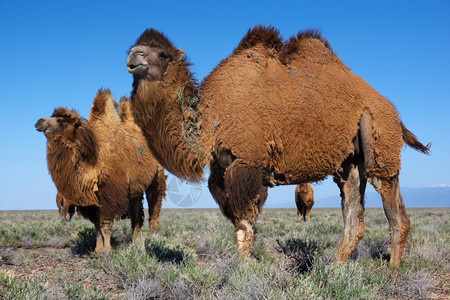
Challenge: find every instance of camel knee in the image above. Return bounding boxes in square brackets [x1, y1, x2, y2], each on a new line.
[368, 174, 383, 192]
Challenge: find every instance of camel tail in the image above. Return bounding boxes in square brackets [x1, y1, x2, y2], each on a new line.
[401, 122, 431, 155]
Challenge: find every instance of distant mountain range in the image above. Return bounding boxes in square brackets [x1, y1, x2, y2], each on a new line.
[265, 187, 450, 208]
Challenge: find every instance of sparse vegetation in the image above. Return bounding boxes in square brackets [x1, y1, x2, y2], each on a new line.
[176, 85, 203, 157]
[0, 208, 448, 299]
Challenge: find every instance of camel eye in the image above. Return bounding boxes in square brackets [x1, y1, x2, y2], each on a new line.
[159, 52, 170, 60]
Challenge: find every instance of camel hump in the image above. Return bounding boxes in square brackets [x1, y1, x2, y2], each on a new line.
[296, 29, 332, 50]
[233, 25, 283, 55]
[279, 28, 334, 64]
[89, 88, 118, 118]
[401, 122, 431, 155]
[118, 96, 133, 122]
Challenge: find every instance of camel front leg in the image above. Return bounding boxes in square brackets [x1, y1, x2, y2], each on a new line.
[129, 194, 144, 241]
[306, 208, 311, 222]
[295, 191, 303, 221]
[302, 206, 307, 222]
[95, 220, 113, 253]
[333, 159, 366, 263]
[145, 166, 166, 235]
[233, 191, 267, 258]
[208, 159, 267, 258]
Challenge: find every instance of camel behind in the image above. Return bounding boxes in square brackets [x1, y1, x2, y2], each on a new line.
[295, 183, 314, 222]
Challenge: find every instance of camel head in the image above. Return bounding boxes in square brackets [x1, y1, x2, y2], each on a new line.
[35, 107, 98, 165]
[127, 28, 185, 83]
[35, 108, 83, 138]
[299, 183, 308, 193]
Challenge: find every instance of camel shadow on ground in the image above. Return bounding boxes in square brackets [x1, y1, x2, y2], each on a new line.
[275, 238, 321, 274]
[350, 236, 391, 262]
[276, 237, 391, 274]
[71, 227, 122, 256]
[144, 239, 186, 264]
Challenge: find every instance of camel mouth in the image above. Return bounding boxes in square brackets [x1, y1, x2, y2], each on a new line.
[35, 119, 48, 132]
[127, 63, 148, 74]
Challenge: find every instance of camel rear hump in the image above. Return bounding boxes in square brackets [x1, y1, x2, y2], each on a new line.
[118, 96, 136, 126]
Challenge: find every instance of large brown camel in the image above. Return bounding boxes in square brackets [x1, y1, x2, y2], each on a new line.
[36, 89, 166, 253]
[295, 183, 314, 222]
[126, 26, 430, 265]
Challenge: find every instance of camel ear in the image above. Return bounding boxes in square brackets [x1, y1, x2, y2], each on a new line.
[175, 49, 185, 61]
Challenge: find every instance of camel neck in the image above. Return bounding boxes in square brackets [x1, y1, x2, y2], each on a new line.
[132, 80, 206, 182]
[47, 136, 75, 175]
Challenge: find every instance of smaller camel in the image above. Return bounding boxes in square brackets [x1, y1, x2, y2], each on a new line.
[36, 89, 166, 253]
[295, 183, 314, 222]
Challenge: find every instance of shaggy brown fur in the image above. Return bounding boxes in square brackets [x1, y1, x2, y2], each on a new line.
[295, 183, 314, 222]
[36, 89, 166, 252]
[127, 26, 430, 265]
[233, 25, 284, 55]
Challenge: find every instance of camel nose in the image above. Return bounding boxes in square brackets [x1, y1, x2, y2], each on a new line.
[35, 118, 48, 132]
[127, 46, 148, 74]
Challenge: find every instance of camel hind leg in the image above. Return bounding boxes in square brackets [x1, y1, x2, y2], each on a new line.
[360, 110, 410, 265]
[374, 175, 410, 265]
[145, 166, 166, 235]
[333, 152, 367, 263]
[208, 158, 267, 258]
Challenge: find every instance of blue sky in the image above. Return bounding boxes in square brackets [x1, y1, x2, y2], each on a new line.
[0, 1, 448, 210]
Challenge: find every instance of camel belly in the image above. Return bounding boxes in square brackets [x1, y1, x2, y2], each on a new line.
[265, 124, 357, 185]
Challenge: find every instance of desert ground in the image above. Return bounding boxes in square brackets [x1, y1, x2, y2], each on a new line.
[1, 208, 448, 299]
